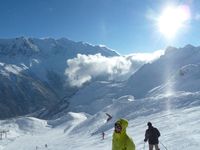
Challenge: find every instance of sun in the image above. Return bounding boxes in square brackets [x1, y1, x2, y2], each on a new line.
[157, 5, 190, 39]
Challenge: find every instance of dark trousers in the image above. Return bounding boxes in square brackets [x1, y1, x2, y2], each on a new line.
[149, 144, 160, 150]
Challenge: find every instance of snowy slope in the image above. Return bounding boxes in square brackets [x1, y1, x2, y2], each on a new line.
[67, 81, 123, 114]
[148, 64, 200, 96]
[0, 91, 200, 150]
[125, 44, 200, 98]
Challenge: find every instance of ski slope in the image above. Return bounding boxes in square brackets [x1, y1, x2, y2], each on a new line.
[0, 91, 200, 150]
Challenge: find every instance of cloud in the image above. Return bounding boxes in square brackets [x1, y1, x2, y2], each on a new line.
[65, 51, 164, 87]
[127, 50, 164, 62]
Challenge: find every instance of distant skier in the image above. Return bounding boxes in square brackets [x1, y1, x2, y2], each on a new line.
[102, 132, 105, 140]
[144, 122, 160, 150]
[112, 118, 135, 150]
[106, 113, 112, 122]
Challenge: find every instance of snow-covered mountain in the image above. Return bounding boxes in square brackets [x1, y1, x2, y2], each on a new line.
[0, 37, 119, 119]
[62, 44, 200, 116]
[0, 43, 200, 149]
[148, 64, 200, 96]
[124, 44, 200, 98]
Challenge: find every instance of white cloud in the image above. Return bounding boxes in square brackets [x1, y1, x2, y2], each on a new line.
[127, 50, 164, 62]
[65, 51, 164, 87]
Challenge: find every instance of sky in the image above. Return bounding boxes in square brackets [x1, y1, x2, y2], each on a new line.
[1, 0, 200, 54]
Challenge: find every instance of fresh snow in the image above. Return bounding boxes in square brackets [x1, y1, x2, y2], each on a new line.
[0, 91, 200, 150]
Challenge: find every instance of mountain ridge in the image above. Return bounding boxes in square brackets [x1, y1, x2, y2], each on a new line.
[0, 37, 119, 119]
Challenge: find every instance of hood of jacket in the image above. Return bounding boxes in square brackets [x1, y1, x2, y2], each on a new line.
[114, 118, 128, 137]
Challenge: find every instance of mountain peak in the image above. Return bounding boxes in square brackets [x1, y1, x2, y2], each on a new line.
[164, 46, 177, 54]
[0, 37, 40, 56]
[0, 37, 119, 58]
[183, 44, 195, 49]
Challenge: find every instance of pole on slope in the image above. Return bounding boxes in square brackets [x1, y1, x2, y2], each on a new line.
[143, 142, 145, 150]
[160, 141, 168, 150]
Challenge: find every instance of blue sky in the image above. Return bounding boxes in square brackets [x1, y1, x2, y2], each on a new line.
[1, 0, 200, 54]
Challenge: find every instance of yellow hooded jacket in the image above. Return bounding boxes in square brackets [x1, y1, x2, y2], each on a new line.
[112, 119, 135, 150]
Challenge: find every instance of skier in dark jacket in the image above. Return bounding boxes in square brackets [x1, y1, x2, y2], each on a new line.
[144, 122, 160, 150]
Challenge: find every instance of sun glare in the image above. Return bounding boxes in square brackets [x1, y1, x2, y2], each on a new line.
[157, 5, 190, 39]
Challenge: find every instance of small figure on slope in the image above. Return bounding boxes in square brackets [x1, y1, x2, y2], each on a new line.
[102, 132, 105, 140]
[106, 113, 112, 122]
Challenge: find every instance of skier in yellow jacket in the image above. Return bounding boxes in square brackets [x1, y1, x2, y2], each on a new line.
[112, 118, 135, 150]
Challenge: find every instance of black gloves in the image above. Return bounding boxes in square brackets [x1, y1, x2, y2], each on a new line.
[144, 139, 147, 142]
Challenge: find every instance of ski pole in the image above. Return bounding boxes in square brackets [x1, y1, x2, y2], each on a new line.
[143, 142, 145, 150]
[160, 141, 168, 150]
